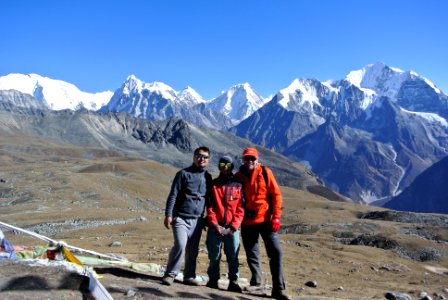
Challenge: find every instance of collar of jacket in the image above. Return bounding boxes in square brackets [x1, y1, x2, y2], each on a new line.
[238, 164, 261, 178]
[190, 164, 206, 172]
[216, 172, 234, 182]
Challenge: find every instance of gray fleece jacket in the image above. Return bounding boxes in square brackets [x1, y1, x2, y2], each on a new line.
[165, 164, 212, 218]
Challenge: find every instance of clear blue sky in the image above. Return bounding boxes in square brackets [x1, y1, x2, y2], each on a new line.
[1, 0, 447, 100]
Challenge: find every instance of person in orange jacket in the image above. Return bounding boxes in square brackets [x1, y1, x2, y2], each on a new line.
[206, 156, 245, 293]
[235, 148, 292, 300]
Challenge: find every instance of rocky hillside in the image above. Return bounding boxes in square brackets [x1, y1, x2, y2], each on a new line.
[384, 155, 448, 214]
[0, 90, 336, 198]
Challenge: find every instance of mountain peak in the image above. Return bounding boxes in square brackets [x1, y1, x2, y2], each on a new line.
[346, 62, 442, 99]
[230, 82, 252, 91]
[345, 62, 408, 100]
[176, 86, 204, 105]
[207, 83, 265, 124]
[121, 75, 176, 100]
[277, 78, 322, 111]
[125, 74, 139, 81]
[123, 74, 141, 91]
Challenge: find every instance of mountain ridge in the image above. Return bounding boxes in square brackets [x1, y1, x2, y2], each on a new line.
[0, 89, 339, 201]
[232, 63, 448, 208]
[1, 62, 447, 212]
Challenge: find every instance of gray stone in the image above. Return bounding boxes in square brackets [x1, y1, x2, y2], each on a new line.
[109, 241, 122, 247]
[305, 281, 317, 288]
[385, 292, 413, 300]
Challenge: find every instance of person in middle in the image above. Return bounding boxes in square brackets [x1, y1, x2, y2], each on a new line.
[206, 155, 245, 293]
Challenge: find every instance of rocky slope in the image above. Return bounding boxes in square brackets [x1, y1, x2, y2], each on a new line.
[384, 155, 448, 214]
[0, 89, 331, 197]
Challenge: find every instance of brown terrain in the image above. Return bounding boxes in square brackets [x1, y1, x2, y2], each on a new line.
[1, 134, 447, 300]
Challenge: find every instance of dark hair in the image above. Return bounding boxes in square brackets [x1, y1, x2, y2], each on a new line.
[194, 146, 210, 155]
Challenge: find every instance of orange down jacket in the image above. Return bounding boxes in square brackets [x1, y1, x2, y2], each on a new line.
[235, 165, 282, 225]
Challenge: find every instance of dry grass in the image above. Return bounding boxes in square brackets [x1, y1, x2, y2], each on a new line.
[1, 135, 447, 299]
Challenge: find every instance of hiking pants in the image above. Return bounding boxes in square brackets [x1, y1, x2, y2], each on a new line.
[164, 216, 203, 279]
[241, 222, 286, 292]
[206, 228, 240, 282]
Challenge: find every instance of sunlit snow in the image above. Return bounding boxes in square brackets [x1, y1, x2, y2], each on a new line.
[278, 78, 321, 109]
[123, 75, 176, 101]
[0, 73, 113, 111]
[401, 108, 448, 127]
[207, 83, 266, 123]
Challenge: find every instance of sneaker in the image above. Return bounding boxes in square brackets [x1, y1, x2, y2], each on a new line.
[245, 284, 263, 292]
[249, 277, 260, 286]
[206, 280, 219, 289]
[271, 289, 292, 300]
[161, 275, 174, 286]
[183, 277, 200, 286]
[227, 281, 242, 293]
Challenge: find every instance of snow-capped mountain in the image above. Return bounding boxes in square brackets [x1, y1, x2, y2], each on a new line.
[346, 62, 448, 116]
[233, 62, 448, 207]
[346, 62, 410, 100]
[207, 83, 267, 124]
[347, 62, 442, 98]
[99, 75, 233, 129]
[0, 73, 266, 129]
[0, 73, 113, 111]
[2, 63, 448, 212]
[100, 75, 177, 120]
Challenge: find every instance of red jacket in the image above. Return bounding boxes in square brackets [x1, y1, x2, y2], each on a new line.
[207, 174, 245, 231]
[235, 165, 282, 225]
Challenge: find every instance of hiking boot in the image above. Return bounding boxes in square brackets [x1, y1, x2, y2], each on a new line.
[271, 289, 292, 300]
[183, 277, 200, 286]
[206, 280, 219, 289]
[161, 275, 174, 286]
[227, 281, 242, 293]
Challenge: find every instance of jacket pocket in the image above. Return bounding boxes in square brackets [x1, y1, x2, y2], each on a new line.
[230, 188, 241, 201]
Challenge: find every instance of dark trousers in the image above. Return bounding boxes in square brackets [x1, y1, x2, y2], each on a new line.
[241, 222, 286, 292]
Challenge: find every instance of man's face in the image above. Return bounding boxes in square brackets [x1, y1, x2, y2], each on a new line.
[243, 155, 258, 171]
[193, 150, 210, 169]
[218, 162, 233, 175]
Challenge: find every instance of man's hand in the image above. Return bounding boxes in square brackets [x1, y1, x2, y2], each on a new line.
[164, 216, 173, 229]
[224, 227, 236, 236]
[270, 218, 281, 232]
[212, 224, 224, 236]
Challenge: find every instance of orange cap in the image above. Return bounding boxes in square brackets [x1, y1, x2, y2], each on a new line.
[242, 147, 259, 158]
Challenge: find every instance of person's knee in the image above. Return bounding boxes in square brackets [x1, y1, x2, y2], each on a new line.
[267, 247, 282, 260]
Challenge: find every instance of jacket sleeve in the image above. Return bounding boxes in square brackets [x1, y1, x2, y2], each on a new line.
[165, 170, 183, 217]
[207, 185, 219, 226]
[266, 167, 282, 220]
[230, 185, 245, 230]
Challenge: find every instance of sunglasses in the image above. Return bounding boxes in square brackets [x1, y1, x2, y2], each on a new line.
[195, 153, 210, 159]
[218, 162, 232, 168]
[243, 156, 257, 162]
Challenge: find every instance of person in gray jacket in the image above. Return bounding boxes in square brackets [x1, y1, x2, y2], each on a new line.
[161, 146, 212, 286]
